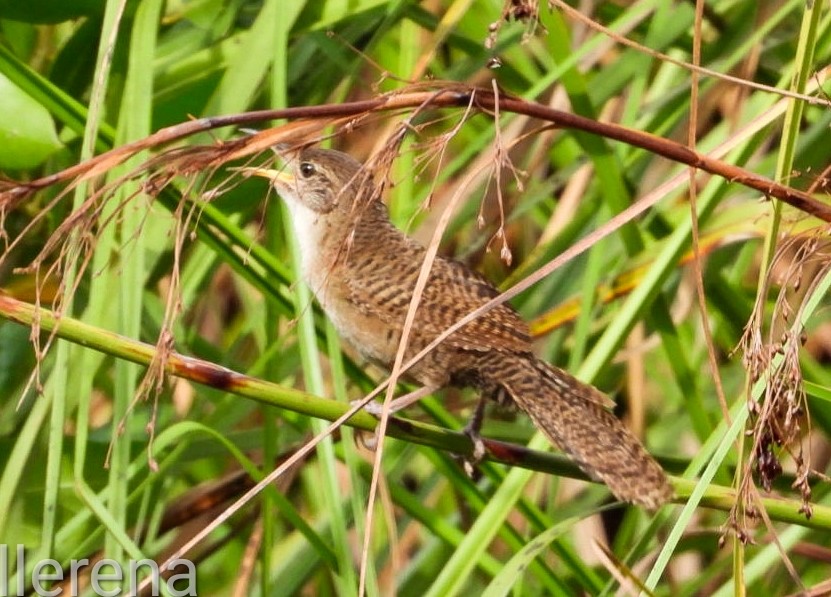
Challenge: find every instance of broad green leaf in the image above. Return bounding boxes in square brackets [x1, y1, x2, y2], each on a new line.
[0, 72, 61, 168]
[0, 0, 104, 23]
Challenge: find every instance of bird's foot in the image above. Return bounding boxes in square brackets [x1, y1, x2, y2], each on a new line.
[460, 397, 489, 477]
[461, 424, 487, 479]
[353, 398, 384, 418]
[348, 399, 383, 451]
[463, 424, 487, 463]
[350, 385, 440, 451]
[351, 385, 440, 419]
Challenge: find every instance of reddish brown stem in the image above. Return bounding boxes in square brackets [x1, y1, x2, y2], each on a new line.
[2, 84, 828, 220]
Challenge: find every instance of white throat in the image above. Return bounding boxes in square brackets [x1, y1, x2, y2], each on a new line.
[284, 197, 322, 267]
[282, 196, 338, 306]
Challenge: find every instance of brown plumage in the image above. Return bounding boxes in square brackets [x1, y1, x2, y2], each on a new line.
[247, 147, 673, 510]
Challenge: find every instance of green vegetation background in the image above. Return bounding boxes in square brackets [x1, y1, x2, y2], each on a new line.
[1, 1, 831, 595]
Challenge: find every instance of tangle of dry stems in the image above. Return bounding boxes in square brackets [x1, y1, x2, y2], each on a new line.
[737, 231, 831, 537]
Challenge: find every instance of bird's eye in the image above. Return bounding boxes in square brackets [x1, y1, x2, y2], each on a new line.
[299, 162, 316, 178]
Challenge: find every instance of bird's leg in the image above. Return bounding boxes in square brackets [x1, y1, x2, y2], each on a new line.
[462, 395, 487, 477]
[353, 385, 440, 451]
[458, 385, 511, 476]
[463, 394, 488, 464]
[356, 384, 440, 417]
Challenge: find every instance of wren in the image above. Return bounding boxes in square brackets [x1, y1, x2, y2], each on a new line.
[245, 147, 673, 510]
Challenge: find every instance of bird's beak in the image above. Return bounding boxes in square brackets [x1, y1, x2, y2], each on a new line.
[239, 166, 294, 186]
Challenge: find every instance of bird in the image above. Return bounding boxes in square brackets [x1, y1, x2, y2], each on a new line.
[243, 146, 673, 510]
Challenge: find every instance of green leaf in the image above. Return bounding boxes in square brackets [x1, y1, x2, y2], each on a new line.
[0, 72, 61, 169]
[0, 0, 105, 23]
[482, 515, 582, 597]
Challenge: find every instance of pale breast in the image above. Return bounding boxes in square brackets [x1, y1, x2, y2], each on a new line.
[319, 281, 402, 367]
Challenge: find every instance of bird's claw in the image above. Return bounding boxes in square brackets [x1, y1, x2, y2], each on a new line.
[460, 423, 487, 479]
[463, 425, 487, 463]
[353, 398, 384, 418]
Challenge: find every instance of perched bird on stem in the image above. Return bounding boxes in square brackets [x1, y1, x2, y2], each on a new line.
[244, 147, 673, 510]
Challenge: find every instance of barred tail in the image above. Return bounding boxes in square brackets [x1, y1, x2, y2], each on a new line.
[498, 355, 673, 510]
